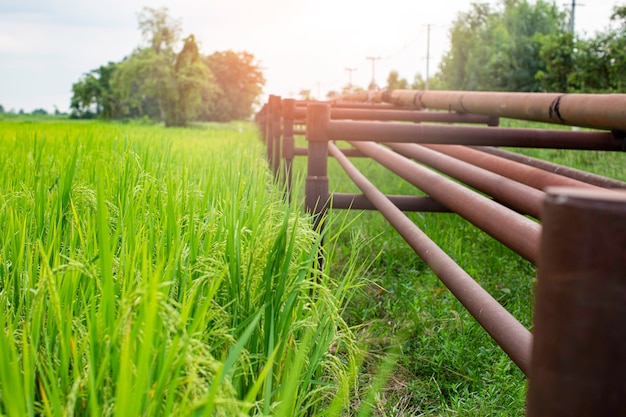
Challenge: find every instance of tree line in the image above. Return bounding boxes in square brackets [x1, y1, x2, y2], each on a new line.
[70, 7, 265, 126]
[326, 0, 626, 98]
[435, 0, 626, 93]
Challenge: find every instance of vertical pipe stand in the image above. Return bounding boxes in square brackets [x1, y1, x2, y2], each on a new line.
[527, 187, 626, 416]
[305, 103, 330, 272]
[305, 103, 330, 227]
[282, 98, 296, 200]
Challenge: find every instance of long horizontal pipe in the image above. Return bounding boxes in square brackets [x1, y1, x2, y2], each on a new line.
[473, 146, 626, 189]
[332, 193, 450, 212]
[327, 141, 533, 375]
[293, 107, 497, 124]
[294, 147, 364, 157]
[425, 145, 602, 192]
[350, 141, 541, 263]
[388, 143, 545, 218]
[327, 120, 622, 150]
[296, 100, 398, 110]
[371, 89, 626, 132]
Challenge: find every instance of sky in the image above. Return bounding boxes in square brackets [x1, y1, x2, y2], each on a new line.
[0, 0, 622, 113]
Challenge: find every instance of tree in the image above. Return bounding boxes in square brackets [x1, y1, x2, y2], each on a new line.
[560, 5, 626, 93]
[137, 7, 181, 55]
[536, 31, 574, 92]
[298, 90, 313, 101]
[439, 0, 565, 92]
[203, 50, 265, 121]
[488, 0, 564, 91]
[386, 70, 408, 90]
[113, 8, 218, 126]
[68, 6, 265, 125]
[0, 104, 4, 113]
[70, 62, 122, 119]
[438, 2, 495, 90]
[114, 37, 216, 126]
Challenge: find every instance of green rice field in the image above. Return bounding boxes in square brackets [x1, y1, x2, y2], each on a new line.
[0, 117, 360, 416]
[1, 115, 624, 416]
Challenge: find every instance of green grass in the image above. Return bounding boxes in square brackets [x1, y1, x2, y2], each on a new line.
[0, 118, 363, 416]
[292, 121, 625, 416]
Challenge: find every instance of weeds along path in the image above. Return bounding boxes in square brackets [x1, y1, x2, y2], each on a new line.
[0, 118, 360, 416]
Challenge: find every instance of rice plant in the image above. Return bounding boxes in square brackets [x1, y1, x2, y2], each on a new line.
[0, 118, 361, 416]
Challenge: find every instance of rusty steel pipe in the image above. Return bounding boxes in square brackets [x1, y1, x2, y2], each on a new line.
[350, 141, 541, 263]
[305, 104, 330, 226]
[378, 89, 626, 132]
[473, 146, 626, 189]
[272, 97, 282, 176]
[328, 141, 533, 374]
[388, 143, 545, 218]
[426, 145, 603, 192]
[527, 188, 626, 416]
[332, 193, 449, 212]
[333, 102, 400, 110]
[267, 95, 280, 173]
[293, 107, 497, 124]
[282, 98, 296, 200]
[327, 120, 622, 150]
[294, 146, 364, 157]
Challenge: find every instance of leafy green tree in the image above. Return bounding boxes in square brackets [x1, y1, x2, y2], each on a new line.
[137, 6, 182, 55]
[490, 0, 563, 91]
[0, 104, 5, 113]
[70, 62, 121, 119]
[536, 31, 574, 92]
[438, 3, 495, 90]
[68, 6, 265, 125]
[386, 70, 408, 90]
[439, 0, 564, 92]
[203, 51, 265, 121]
[560, 6, 626, 93]
[114, 8, 218, 126]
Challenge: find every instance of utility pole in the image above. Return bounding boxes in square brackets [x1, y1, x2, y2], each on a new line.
[345, 67, 357, 92]
[366, 56, 380, 90]
[567, 0, 584, 33]
[424, 24, 432, 90]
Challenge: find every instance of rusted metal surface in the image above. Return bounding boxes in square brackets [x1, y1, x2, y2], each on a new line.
[388, 142, 545, 218]
[527, 188, 626, 416]
[293, 107, 497, 124]
[426, 145, 603, 192]
[327, 120, 623, 150]
[473, 146, 626, 189]
[282, 98, 295, 200]
[328, 141, 533, 375]
[272, 97, 282, 176]
[350, 141, 541, 264]
[294, 147, 364, 157]
[305, 103, 330, 227]
[332, 193, 449, 212]
[267, 95, 280, 174]
[372, 89, 626, 132]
